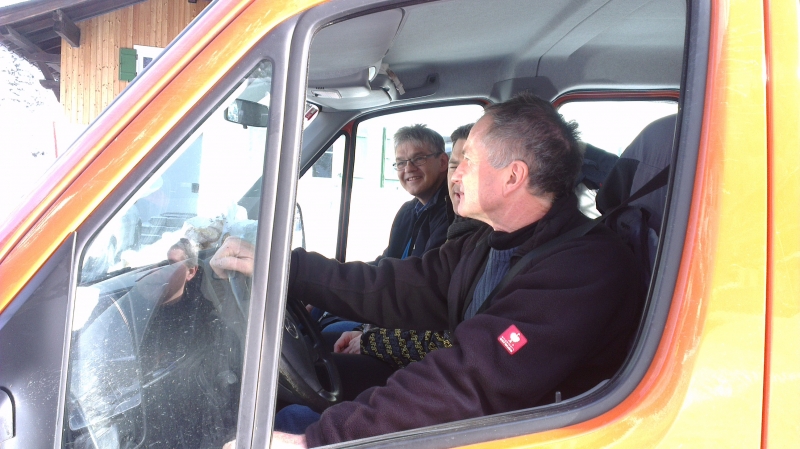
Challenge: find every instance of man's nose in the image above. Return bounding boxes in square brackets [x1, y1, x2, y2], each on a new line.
[451, 163, 464, 181]
[403, 162, 421, 172]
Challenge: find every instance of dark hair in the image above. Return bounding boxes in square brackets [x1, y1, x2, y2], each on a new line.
[169, 238, 198, 268]
[394, 124, 445, 155]
[482, 91, 582, 199]
[450, 123, 474, 144]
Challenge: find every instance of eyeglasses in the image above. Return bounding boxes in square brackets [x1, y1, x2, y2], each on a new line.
[392, 152, 442, 170]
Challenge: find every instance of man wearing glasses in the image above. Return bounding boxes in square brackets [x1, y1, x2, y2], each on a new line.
[309, 124, 453, 342]
[379, 124, 453, 262]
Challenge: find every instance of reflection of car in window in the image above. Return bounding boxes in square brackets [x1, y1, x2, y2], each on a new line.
[65, 62, 274, 447]
[67, 259, 242, 448]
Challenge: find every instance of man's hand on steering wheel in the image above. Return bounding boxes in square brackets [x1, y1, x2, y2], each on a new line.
[210, 237, 255, 277]
[210, 237, 341, 411]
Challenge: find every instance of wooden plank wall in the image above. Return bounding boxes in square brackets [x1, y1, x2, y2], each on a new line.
[60, 0, 209, 124]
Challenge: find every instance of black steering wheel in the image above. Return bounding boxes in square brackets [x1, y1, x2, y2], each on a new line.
[228, 271, 341, 412]
[277, 298, 342, 412]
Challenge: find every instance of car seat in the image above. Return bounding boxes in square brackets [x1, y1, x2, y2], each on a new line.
[596, 114, 677, 235]
[596, 115, 677, 281]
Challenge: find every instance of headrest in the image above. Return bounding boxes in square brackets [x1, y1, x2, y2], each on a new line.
[596, 114, 678, 233]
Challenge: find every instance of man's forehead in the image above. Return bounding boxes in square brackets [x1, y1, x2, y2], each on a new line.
[450, 140, 466, 161]
[464, 116, 492, 154]
[395, 140, 434, 157]
[167, 248, 186, 263]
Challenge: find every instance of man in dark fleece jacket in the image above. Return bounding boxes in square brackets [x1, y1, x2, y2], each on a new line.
[376, 124, 453, 261]
[216, 92, 644, 448]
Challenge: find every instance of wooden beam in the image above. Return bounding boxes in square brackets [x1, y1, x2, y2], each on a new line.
[0, 0, 92, 27]
[0, 25, 61, 63]
[34, 60, 55, 80]
[40, 79, 59, 90]
[26, 51, 60, 64]
[0, 24, 44, 54]
[40, 79, 60, 102]
[0, 24, 60, 99]
[52, 9, 80, 47]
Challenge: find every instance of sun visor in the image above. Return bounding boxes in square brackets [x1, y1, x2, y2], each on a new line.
[309, 68, 372, 99]
[307, 9, 405, 110]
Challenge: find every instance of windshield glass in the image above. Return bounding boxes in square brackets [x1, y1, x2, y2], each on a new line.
[65, 60, 272, 449]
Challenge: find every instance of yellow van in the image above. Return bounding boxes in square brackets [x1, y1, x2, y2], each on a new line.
[0, 0, 797, 447]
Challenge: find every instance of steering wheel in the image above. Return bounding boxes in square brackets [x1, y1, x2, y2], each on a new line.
[228, 271, 341, 412]
[277, 298, 342, 412]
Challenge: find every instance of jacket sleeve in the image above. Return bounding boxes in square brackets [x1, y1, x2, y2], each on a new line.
[289, 239, 464, 331]
[304, 233, 642, 447]
[360, 327, 454, 369]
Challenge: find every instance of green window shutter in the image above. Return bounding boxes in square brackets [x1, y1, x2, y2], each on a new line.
[119, 48, 137, 81]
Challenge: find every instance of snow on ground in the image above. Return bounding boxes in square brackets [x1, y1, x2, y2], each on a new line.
[0, 44, 84, 226]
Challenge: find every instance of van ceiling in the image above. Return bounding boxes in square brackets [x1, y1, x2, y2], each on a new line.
[306, 0, 685, 110]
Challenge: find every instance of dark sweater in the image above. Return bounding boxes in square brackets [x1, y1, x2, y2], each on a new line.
[290, 194, 644, 446]
[376, 181, 453, 262]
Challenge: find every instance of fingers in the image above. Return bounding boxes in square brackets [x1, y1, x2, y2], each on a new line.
[333, 331, 362, 354]
[211, 256, 254, 277]
[345, 335, 361, 354]
[272, 432, 307, 448]
[333, 331, 353, 353]
[333, 331, 362, 353]
[210, 237, 255, 277]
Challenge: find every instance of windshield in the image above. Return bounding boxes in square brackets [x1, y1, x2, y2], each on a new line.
[65, 60, 273, 449]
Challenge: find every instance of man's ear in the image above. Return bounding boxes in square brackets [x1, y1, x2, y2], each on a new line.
[186, 265, 197, 282]
[438, 152, 449, 172]
[504, 160, 529, 195]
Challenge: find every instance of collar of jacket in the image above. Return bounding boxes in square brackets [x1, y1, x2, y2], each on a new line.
[411, 180, 448, 214]
[512, 193, 584, 257]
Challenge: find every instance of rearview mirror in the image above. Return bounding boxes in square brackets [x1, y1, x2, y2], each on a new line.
[224, 99, 269, 128]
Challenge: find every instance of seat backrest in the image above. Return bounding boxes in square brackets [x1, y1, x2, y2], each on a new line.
[596, 114, 677, 234]
[595, 114, 677, 283]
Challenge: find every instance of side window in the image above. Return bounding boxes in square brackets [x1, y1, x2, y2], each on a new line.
[558, 99, 679, 217]
[558, 100, 678, 156]
[64, 61, 273, 449]
[295, 135, 346, 258]
[345, 105, 484, 262]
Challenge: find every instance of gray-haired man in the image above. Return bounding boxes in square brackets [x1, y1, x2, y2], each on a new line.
[379, 124, 452, 261]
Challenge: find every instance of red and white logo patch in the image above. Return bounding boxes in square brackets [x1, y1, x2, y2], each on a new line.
[497, 324, 528, 355]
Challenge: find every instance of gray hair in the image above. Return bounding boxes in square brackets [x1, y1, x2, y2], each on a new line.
[169, 238, 198, 269]
[394, 124, 445, 155]
[482, 92, 582, 199]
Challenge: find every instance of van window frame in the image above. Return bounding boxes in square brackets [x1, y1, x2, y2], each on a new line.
[267, 0, 709, 446]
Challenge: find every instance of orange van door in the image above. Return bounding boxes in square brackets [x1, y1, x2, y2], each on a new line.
[762, 0, 800, 446]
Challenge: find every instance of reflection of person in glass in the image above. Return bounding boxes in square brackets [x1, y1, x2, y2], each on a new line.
[138, 238, 241, 448]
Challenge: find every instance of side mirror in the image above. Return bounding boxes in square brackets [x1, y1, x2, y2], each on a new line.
[224, 99, 269, 128]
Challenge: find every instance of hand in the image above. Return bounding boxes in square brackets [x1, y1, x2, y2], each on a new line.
[210, 237, 255, 277]
[222, 433, 307, 449]
[333, 330, 363, 354]
[273, 432, 308, 448]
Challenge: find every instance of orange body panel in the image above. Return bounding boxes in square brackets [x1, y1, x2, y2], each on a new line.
[763, 0, 800, 446]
